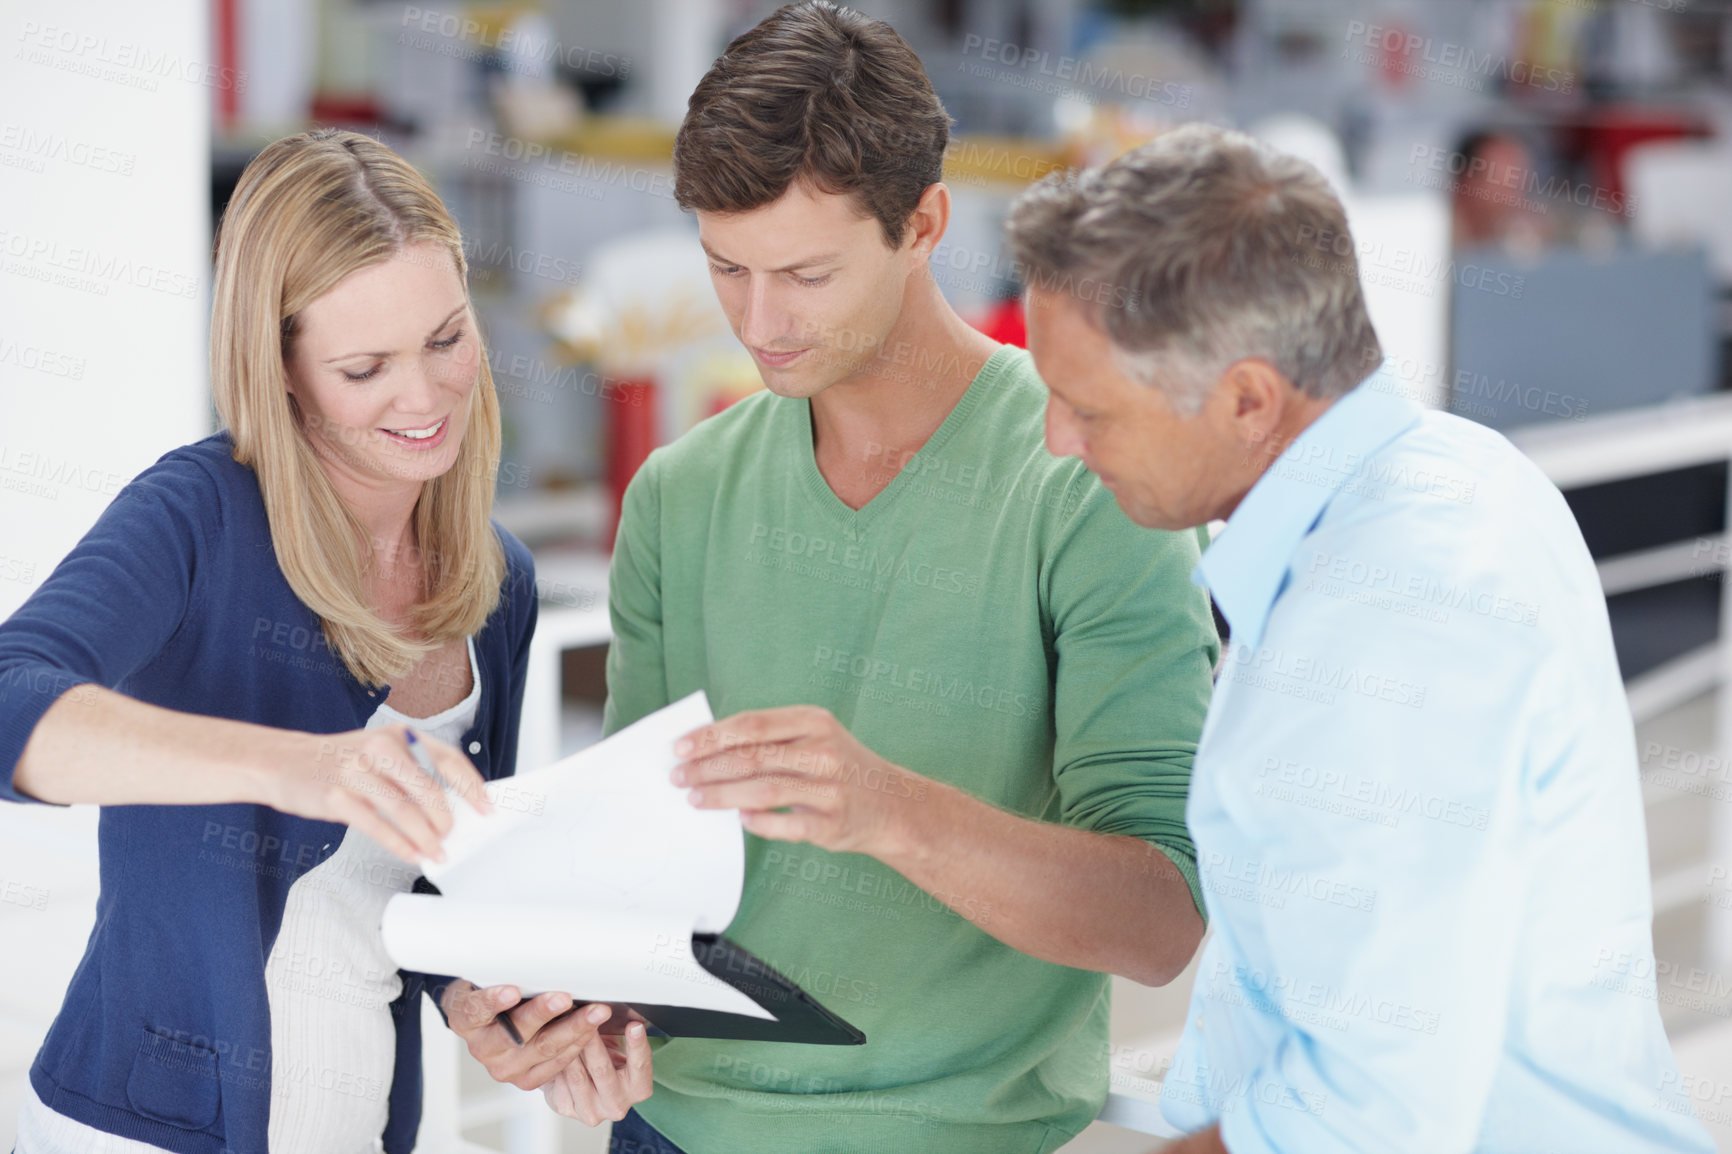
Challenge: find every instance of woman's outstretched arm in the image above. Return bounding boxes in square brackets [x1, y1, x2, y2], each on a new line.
[16, 686, 488, 864]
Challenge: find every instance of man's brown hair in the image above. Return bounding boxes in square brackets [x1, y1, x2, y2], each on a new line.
[673, 1, 951, 248]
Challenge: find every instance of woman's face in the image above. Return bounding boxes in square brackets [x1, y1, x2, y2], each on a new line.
[284, 242, 479, 494]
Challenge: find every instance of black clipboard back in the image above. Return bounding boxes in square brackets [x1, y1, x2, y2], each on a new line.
[613, 934, 866, 1045]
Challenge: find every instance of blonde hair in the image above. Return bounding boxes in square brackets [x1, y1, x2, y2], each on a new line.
[211, 128, 505, 688]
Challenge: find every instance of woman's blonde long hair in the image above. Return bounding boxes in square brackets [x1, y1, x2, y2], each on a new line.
[211, 128, 505, 688]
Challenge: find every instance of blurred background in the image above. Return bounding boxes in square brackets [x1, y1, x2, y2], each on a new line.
[4, 0, 1732, 1149]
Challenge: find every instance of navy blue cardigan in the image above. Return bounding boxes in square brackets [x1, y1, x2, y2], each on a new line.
[0, 433, 538, 1154]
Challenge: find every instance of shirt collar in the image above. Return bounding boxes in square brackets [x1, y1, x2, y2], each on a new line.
[1194, 369, 1423, 648]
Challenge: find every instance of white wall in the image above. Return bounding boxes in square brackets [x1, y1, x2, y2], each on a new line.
[0, 0, 212, 620]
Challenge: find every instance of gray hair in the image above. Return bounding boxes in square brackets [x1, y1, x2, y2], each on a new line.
[1004, 122, 1382, 414]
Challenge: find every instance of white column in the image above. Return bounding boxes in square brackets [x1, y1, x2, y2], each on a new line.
[0, 0, 212, 620]
[647, 0, 726, 126]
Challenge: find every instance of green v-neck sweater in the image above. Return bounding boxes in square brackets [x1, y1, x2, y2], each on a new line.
[602, 346, 1218, 1153]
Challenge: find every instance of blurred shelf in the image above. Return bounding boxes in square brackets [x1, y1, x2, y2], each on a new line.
[1599, 535, 1726, 598]
[494, 488, 609, 549]
[1507, 393, 1732, 491]
[1626, 641, 1720, 726]
[545, 116, 676, 162]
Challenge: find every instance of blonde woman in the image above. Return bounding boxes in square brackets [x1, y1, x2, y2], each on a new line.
[0, 129, 649, 1154]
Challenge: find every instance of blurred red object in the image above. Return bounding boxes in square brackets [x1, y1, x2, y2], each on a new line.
[605, 378, 658, 549]
[1572, 106, 1710, 206]
[215, 0, 239, 130]
[309, 94, 387, 125]
[974, 296, 1026, 348]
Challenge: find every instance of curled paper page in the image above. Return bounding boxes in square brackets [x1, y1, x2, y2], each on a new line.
[383, 692, 765, 1016]
[380, 898, 770, 1018]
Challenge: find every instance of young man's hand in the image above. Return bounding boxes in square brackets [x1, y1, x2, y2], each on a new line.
[672, 705, 938, 856]
[442, 981, 610, 1091]
[541, 1019, 654, 1126]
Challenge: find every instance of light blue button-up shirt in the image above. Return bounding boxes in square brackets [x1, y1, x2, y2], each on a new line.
[1161, 373, 1715, 1153]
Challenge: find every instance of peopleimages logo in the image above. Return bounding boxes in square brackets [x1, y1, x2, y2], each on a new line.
[1407, 144, 1635, 217]
[1342, 21, 1573, 94]
[15, 21, 246, 93]
[959, 34, 1192, 108]
[0, 229, 201, 299]
[399, 7, 629, 78]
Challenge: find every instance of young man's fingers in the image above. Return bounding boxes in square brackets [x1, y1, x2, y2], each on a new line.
[542, 1067, 577, 1118]
[681, 735, 837, 786]
[738, 808, 815, 843]
[556, 1064, 603, 1127]
[676, 745, 778, 787]
[504, 991, 573, 1052]
[578, 1035, 628, 1120]
[675, 706, 819, 758]
[690, 775, 812, 812]
[516, 998, 610, 1056]
[515, 1042, 583, 1091]
[623, 1021, 653, 1097]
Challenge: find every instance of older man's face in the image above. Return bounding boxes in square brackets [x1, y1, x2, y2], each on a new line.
[1025, 288, 1239, 530]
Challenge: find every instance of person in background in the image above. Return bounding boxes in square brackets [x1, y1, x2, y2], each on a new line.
[1007, 122, 1715, 1154]
[0, 128, 646, 1154]
[1449, 128, 1552, 250]
[598, 4, 1219, 1152]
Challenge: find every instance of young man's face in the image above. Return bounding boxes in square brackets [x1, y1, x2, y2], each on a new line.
[697, 181, 916, 398]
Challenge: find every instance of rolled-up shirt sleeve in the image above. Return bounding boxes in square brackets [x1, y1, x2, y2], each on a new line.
[1042, 478, 1219, 916]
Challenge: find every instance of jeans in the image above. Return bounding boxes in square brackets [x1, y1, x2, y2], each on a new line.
[608, 1108, 690, 1154]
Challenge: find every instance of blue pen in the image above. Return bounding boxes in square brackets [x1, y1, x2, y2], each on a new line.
[403, 729, 453, 793]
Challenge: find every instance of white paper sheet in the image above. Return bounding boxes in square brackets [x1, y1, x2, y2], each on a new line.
[381, 692, 771, 1019]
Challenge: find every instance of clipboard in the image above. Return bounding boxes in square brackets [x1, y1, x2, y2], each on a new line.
[382, 693, 866, 1046]
[593, 933, 865, 1045]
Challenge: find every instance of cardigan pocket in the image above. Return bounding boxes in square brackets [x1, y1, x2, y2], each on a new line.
[126, 1028, 221, 1130]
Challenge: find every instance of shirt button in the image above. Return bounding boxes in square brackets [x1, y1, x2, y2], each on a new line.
[367, 690, 376, 698]
[468, 741, 481, 754]
[1195, 1014, 1205, 1031]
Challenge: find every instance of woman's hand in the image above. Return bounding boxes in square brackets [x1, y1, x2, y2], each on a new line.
[541, 1016, 654, 1125]
[261, 723, 492, 865]
[442, 981, 614, 1091]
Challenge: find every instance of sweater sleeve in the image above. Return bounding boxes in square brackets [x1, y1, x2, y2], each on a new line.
[1041, 473, 1219, 917]
[601, 454, 669, 737]
[0, 451, 217, 803]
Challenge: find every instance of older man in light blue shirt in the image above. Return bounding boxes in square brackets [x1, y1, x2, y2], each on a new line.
[1007, 123, 1714, 1154]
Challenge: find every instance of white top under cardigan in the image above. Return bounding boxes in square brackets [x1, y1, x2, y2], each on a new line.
[15, 637, 481, 1154]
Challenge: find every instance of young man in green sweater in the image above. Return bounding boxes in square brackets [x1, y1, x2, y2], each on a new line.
[597, 4, 1217, 1151]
